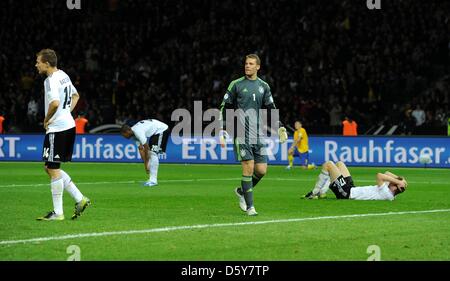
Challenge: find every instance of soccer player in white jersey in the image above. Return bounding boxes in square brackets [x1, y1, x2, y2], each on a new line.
[303, 161, 407, 200]
[35, 49, 90, 220]
[120, 119, 169, 187]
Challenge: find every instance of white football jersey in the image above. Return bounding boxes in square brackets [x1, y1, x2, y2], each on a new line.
[44, 70, 77, 133]
[131, 119, 169, 145]
[349, 182, 395, 201]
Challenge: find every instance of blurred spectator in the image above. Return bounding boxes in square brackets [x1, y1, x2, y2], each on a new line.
[411, 105, 426, 127]
[342, 117, 358, 136]
[27, 97, 39, 125]
[75, 111, 89, 134]
[329, 103, 342, 134]
[399, 109, 415, 135]
[0, 112, 5, 133]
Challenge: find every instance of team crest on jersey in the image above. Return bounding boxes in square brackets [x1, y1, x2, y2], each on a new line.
[240, 149, 246, 157]
[224, 93, 229, 100]
[259, 86, 264, 94]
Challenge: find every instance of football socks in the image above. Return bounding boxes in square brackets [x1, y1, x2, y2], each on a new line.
[149, 151, 159, 183]
[60, 170, 83, 203]
[50, 178, 64, 215]
[312, 170, 330, 195]
[241, 175, 254, 209]
[252, 173, 262, 188]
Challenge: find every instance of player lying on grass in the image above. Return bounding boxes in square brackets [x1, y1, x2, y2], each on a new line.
[303, 161, 407, 200]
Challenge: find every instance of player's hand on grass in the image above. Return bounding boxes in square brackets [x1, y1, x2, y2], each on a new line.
[278, 127, 288, 143]
[219, 129, 229, 148]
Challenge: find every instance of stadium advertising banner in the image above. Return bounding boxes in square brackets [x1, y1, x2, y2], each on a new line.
[0, 134, 449, 168]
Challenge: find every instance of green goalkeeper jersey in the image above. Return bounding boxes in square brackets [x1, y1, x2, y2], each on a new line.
[220, 76, 275, 144]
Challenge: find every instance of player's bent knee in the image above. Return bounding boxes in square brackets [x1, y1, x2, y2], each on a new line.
[46, 162, 61, 170]
[255, 171, 266, 178]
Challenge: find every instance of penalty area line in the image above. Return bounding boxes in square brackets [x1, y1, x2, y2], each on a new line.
[1, 209, 449, 246]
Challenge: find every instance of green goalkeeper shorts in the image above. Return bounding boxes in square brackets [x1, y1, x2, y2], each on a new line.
[233, 139, 268, 163]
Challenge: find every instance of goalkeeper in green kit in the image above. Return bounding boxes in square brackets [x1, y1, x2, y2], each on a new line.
[219, 54, 287, 216]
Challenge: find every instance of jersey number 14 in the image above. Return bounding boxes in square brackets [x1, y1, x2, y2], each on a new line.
[63, 86, 72, 109]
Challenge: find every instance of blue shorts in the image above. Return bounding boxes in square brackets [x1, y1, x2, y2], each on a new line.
[293, 149, 309, 166]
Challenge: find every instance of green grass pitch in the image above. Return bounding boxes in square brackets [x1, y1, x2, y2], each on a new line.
[0, 162, 449, 261]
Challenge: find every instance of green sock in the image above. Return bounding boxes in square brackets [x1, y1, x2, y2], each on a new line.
[252, 174, 262, 188]
[241, 176, 254, 209]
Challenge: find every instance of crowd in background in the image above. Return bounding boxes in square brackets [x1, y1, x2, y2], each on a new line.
[0, 0, 449, 135]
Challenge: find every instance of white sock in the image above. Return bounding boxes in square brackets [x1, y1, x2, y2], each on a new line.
[149, 151, 159, 183]
[320, 177, 331, 195]
[51, 178, 64, 215]
[60, 170, 83, 203]
[312, 170, 330, 195]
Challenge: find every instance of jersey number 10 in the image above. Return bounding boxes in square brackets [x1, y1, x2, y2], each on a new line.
[63, 86, 72, 109]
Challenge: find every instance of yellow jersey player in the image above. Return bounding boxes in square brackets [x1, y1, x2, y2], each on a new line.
[286, 121, 315, 170]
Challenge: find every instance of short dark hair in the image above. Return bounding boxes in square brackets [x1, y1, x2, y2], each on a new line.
[393, 185, 406, 195]
[245, 54, 261, 65]
[36, 49, 58, 67]
[120, 124, 131, 134]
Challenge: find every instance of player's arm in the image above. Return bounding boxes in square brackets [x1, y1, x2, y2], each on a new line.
[44, 100, 59, 130]
[219, 100, 234, 130]
[219, 83, 236, 130]
[134, 129, 150, 173]
[290, 133, 301, 150]
[384, 171, 401, 179]
[218, 83, 236, 147]
[384, 171, 407, 186]
[44, 80, 60, 130]
[70, 92, 80, 112]
[263, 87, 287, 143]
[376, 173, 406, 188]
[138, 143, 150, 174]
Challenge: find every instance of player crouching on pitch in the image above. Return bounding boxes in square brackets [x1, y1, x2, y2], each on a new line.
[303, 161, 407, 200]
[120, 119, 169, 187]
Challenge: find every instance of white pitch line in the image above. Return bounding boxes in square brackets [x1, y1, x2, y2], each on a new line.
[0, 177, 446, 188]
[0, 178, 241, 188]
[1, 209, 449, 246]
